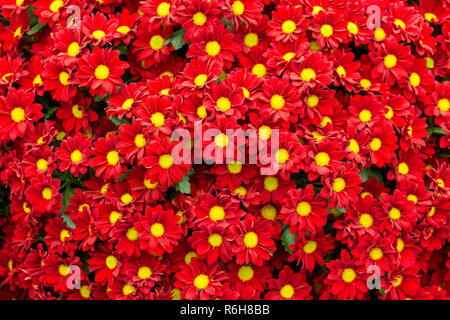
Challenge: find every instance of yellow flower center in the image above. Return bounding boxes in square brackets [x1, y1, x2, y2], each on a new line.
[243, 231, 258, 248]
[336, 65, 346, 78]
[216, 97, 231, 111]
[389, 207, 401, 220]
[275, 148, 290, 164]
[282, 20, 296, 34]
[384, 54, 397, 68]
[193, 12, 207, 26]
[385, 105, 394, 119]
[134, 134, 146, 148]
[252, 64, 266, 78]
[227, 162, 242, 174]
[58, 264, 70, 276]
[369, 138, 381, 151]
[126, 227, 139, 241]
[347, 22, 358, 34]
[122, 284, 135, 296]
[280, 284, 294, 299]
[241, 87, 250, 98]
[94, 65, 109, 80]
[194, 274, 209, 289]
[120, 193, 133, 204]
[209, 206, 225, 221]
[36, 159, 48, 171]
[49, 0, 63, 13]
[320, 24, 333, 37]
[424, 12, 437, 22]
[157, 2, 170, 17]
[92, 30, 105, 40]
[214, 133, 228, 147]
[234, 186, 247, 196]
[359, 110, 372, 122]
[359, 213, 373, 228]
[23, 202, 31, 213]
[307, 95, 319, 108]
[315, 152, 330, 166]
[80, 285, 91, 299]
[374, 28, 386, 40]
[150, 112, 165, 127]
[197, 105, 207, 118]
[264, 176, 278, 191]
[398, 162, 409, 175]
[208, 233, 223, 247]
[237, 266, 254, 281]
[394, 19, 406, 30]
[106, 151, 119, 166]
[407, 194, 418, 204]
[138, 266, 152, 279]
[122, 98, 134, 110]
[369, 247, 383, 260]
[194, 74, 207, 87]
[283, 52, 295, 62]
[392, 276, 403, 287]
[205, 41, 221, 57]
[270, 94, 285, 110]
[300, 68, 316, 82]
[342, 268, 356, 283]
[106, 255, 118, 269]
[332, 177, 346, 192]
[150, 223, 165, 237]
[396, 238, 404, 252]
[258, 125, 271, 140]
[436, 178, 445, 188]
[303, 240, 317, 254]
[184, 251, 197, 264]
[70, 149, 82, 162]
[409, 72, 420, 87]
[158, 154, 173, 169]
[348, 139, 360, 154]
[232, 0, 244, 15]
[425, 57, 434, 68]
[59, 71, 69, 85]
[109, 211, 122, 224]
[42, 187, 52, 200]
[360, 78, 371, 89]
[60, 229, 70, 242]
[116, 26, 130, 34]
[67, 42, 80, 57]
[244, 32, 258, 48]
[261, 205, 277, 221]
[438, 98, 449, 112]
[33, 74, 43, 86]
[150, 35, 164, 50]
[296, 201, 311, 216]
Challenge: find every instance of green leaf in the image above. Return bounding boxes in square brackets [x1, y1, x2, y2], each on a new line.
[109, 116, 129, 126]
[61, 187, 76, 212]
[281, 227, 296, 253]
[427, 126, 447, 136]
[359, 167, 383, 182]
[164, 28, 186, 50]
[27, 22, 46, 35]
[61, 213, 76, 229]
[174, 168, 194, 194]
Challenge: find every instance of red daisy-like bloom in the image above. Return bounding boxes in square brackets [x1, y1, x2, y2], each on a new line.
[380, 265, 421, 300]
[379, 190, 418, 233]
[44, 216, 76, 256]
[331, 49, 361, 91]
[26, 175, 62, 214]
[289, 51, 333, 90]
[42, 61, 78, 103]
[87, 247, 122, 284]
[90, 134, 127, 181]
[265, 265, 312, 300]
[132, 22, 173, 66]
[140, 0, 179, 27]
[55, 132, 93, 177]
[288, 230, 335, 272]
[367, 123, 398, 167]
[22, 145, 56, 179]
[81, 12, 118, 46]
[175, 258, 228, 300]
[112, 216, 141, 257]
[303, 140, 345, 181]
[194, 192, 243, 229]
[204, 81, 246, 119]
[77, 47, 129, 97]
[106, 83, 149, 120]
[42, 254, 83, 294]
[0, 87, 43, 141]
[141, 137, 191, 187]
[264, 40, 309, 76]
[231, 215, 276, 266]
[279, 185, 329, 235]
[135, 205, 182, 256]
[224, 0, 264, 29]
[310, 10, 348, 49]
[117, 121, 149, 163]
[122, 253, 167, 292]
[56, 95, 98, 133]
[267, 5, 306, 42]
[188, 225, 234, 264]
[134, 95, 175, 136]
[174, 58, 222, 96]
[351, 234, 397, 273]
[324, 250, 368, 300]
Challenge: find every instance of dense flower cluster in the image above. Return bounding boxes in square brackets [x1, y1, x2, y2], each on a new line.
[0, 0, 449, 300]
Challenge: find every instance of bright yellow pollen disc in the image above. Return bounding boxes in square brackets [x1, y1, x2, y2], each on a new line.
[241, 87, 250, 98]
[205, 41, 221, 56]
[150, 223, 165, 237]
[67, 42, 80, 57]
[389, 207, 401, 220]
[106, 255, 118, 269]
[92, 30, 105, 40]
[312, 6, 324, 14]
[359, 109, 372, 122]
[436, 178, 445, 188]
[216, 97, 231, 111]
[369, 138, 381, 151]
[159, 154, 173, 169]
[300, 68, 316, 82]
[424, 12, 437, 22]
[303, 241, 317, 254]
[150, 35, 164, 50]
[49, 0, 63, 13]
[307, 95, 319, 108]
[332, 177, 346, 192]
[126, 228, 139, 241]
[214, 133, 228, 147]
[252, 64, 266, 78]
[16, 0, 24, 6]
[36, 158, 48, 171]
[151, 112, 165, 127]
[342, 268, 356, 283]
[275, 148, 290, 164]
[33, 74, 43, 86]
[280, 284, 294, 299]
[194, 74, 207, 86]
[425, 57, 434, 69]
[193, 12, 207, 26]
[144, 179, 159, 189]
[385, 105, 394, 119]
[59, 71, 69, 85]
[121, 193, 133, 204]
[157, 2, 170, 17]
[296, 201, 311, 216]
[259, 125, 272, 140]
[270, 94, 285, 110]
[348, 139, 360, 154]
[58, 264, 70, 276]
[122, 98, 134, 110]
[116, 26, 130, 34]
[384, 54, 397, 68]
[238, 266, 254, 281]
[194, 274, 210, 289]
[244, 33, 258, 48]
[233, 186, 247, 196]
[134, 134, 146, 148]
[109, 211, 122, 224]
[209, 206, 225, 221]
[369, 247, 383, 260]
[80, 285, 91, 299]
[398, 162, 409, 175]
[360, 78, 371, 88]
[122, 284, 135, 295]
[336, 66, 346, 78]
[106, 150, 119, 166]
[227, 162, 242, 174]
[396, 238, 404, 252]
[320, 24, 333, 37]
[42, 187, 52, 200]
[282, 20, 296, 34]
[409, 72, 420, 87]
[359, 213, 373, 228]
[243, 231, 258, 248]
[315, 152, 330, 166]
[23, 202, 31, 213]
[70, 149, 82, 162]
[392, 276, 403, 287]
[261, 205, 277, 220]
[232, 0, 244, 15]
[394, 19, 406, 30]
[94, 65, 109, 80]
[138, 266, 152, 279]
[264, 176, 278, 191]
[437, 99, 449, 112]
[347, 22, 358, 34]
[208, 233, 223, 247]
[197, 105, 207, 118]
[60, 229, 70, 242]
[184, 251, 197, 264]
[283, 52, 295, 62]
[407, 194, 418, 204]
